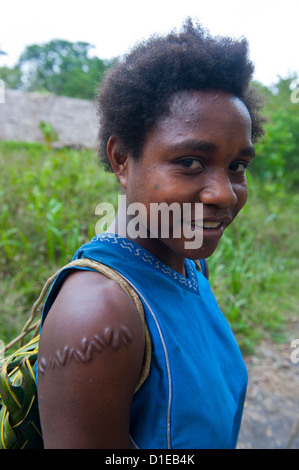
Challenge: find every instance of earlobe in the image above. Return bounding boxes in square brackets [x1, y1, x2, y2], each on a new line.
[107, 136, 129, 189]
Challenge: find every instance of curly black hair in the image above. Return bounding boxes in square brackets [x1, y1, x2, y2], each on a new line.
[97, 18, 265, 172]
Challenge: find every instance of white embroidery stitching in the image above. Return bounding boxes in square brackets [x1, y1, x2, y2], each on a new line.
[90, 234, 198, 292]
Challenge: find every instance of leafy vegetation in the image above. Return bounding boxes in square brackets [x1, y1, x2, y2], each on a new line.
[0, 142, 119, 343]
[251, 76, 299, 189]
[0, 75, 298, 354]
[0, 39, 112, 99]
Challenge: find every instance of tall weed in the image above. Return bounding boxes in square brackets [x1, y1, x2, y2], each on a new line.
[0, 142, 119, 341]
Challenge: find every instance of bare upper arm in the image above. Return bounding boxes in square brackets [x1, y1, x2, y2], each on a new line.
[37, 270, 145, 449]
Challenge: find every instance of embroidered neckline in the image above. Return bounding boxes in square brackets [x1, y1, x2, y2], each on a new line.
[90, 233, 199, 294]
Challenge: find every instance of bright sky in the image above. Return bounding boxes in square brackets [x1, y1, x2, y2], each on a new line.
[0, 0, 298, 86]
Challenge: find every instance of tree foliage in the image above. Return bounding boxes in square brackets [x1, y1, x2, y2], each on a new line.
[0, 65, 22, 89]
[6, 39, 112, 99]
[251, 75, 299, 190]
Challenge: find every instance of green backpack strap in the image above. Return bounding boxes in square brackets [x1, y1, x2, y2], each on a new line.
[0, 258, 152, 449]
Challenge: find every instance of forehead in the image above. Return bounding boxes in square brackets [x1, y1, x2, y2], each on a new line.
[149, 90, 252, 147]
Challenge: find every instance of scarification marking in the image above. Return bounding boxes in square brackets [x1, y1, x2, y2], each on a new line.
[38, 325, 133, 374]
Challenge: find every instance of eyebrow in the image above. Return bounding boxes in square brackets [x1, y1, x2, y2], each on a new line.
[168, 139, 218, 153]
[167, 139, 256, 158]
[239, 145, 256, 158]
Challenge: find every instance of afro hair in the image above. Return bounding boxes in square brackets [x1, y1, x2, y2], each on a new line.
[97, 18, 265, 171]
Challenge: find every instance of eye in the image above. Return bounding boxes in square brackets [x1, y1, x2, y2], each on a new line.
[230, 161, 249, 173]
[178, 158, 203, 170]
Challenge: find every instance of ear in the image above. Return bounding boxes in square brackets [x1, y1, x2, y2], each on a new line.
[107, 136, 129, 190]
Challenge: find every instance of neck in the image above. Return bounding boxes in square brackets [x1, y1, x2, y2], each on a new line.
[106, 196, 187, 276]
[106, 214, 186, 277]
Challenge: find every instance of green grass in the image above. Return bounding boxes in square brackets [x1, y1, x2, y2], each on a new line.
[0, 141, 119, 342]
[1, 141, 298, 353]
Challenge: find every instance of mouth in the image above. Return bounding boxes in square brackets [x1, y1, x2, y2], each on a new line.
[180, 214, 232, 244]
[185, 218, 231, 241]
[192, 221, 222, 230]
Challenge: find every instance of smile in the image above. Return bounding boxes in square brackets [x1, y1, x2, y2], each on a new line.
[191, 221, 222, 230]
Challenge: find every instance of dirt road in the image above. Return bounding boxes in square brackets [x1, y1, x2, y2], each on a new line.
[237, 317, 299, 449]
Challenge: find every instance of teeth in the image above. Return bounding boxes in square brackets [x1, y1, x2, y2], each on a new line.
[203, 221, 221, 229]
[186, 221, 222, 229]
[192, 221, 203, 228]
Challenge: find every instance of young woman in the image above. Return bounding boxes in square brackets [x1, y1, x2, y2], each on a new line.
[37, 19, 265, 449]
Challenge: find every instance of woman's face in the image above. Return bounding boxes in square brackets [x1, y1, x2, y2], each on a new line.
[114, 90, 255, 273]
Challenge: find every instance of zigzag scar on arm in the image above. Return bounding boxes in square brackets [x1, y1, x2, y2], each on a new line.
[38, 325, 133, 374]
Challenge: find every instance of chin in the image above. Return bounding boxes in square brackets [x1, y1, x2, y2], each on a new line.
[182, 240, 220, 261]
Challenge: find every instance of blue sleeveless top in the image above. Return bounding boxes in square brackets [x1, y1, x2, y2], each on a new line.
[41, 233, 247, 449]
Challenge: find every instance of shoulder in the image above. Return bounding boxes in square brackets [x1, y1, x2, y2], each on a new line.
[38, 269, 145, 448]
[40, 269, 145, 348]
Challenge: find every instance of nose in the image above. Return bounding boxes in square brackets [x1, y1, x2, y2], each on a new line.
[199, 172, 238, 208]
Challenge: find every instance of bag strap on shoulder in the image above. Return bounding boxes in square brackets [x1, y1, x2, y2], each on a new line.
[3, 258, 152, 392]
